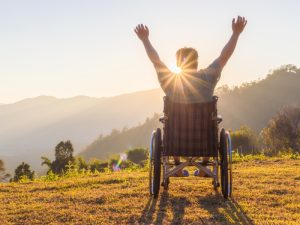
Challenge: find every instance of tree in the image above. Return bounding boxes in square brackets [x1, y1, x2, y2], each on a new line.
[126, 148, 148, 166]
[41, 140, 75, 174]
[230, 125, 260, 155]
[41, 156, 52, 170]
[13, 162, 34, 182]
[261, 106, 300, 155]
[75, 156, 89, 170]
[0, 159, 10, 182]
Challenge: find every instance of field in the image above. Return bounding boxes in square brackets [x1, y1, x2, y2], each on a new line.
[0, 159, 299, 225]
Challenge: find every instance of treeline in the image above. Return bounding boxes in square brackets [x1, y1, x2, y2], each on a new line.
[217, 64, 300, 132]
[3, 140, 149, 182]
[231, 105, 300, 156]
[3, 103, 300, 182]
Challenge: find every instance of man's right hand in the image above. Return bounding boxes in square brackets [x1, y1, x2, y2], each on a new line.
[134, 24, 149, 42]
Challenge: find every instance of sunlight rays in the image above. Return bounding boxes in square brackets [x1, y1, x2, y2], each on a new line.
[169, 63, 182, 74]
[159, 69, 213, 102]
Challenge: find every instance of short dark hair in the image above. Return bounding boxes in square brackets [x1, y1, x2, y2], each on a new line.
[176, 47, 198, 70]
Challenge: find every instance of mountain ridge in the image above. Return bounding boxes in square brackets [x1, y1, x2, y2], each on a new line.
[1, 65, 300, 172]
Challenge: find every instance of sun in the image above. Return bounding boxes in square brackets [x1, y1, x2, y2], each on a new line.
[169, 63, 182, 74]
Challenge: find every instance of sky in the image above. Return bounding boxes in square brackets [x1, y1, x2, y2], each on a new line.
[0, 0, 299, 103]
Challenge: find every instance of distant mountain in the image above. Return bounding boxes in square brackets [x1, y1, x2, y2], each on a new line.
[2, 65, 300, 172]
[218, 65, 300, 132]
[81, 114, 162, 160]
[0, 90, 164, 172]
[80, 65, 300, 160]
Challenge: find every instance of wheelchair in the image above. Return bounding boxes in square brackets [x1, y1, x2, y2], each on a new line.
[149, 96, 232, 199]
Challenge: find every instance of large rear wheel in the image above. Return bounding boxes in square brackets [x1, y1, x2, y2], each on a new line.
[220, 128, 231, 199]
[149, 128, 162, 198]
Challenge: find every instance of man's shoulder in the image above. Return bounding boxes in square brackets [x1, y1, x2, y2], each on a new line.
[196, 66, 222, 84]
[196, 68, 211, 78]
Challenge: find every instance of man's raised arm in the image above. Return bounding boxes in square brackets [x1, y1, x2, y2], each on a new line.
[215, 16, 247, 70]
[134, 24, 166, 67]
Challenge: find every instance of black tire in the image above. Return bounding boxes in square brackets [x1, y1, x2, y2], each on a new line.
[220, 128, 229, 199]
[149, 128, 162, 197]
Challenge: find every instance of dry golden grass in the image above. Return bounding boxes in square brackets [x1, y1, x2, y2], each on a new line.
[0, 159, 299, 225]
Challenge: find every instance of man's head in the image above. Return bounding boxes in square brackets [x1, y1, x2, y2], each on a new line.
[176, 47, 198, 71]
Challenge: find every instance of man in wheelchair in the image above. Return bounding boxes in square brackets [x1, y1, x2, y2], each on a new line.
[135, 16, 247, 198]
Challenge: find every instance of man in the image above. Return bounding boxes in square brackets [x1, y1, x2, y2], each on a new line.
[135, 16, 247, 176]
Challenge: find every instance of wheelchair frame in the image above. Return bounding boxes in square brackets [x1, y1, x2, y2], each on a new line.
[149, 96, 232, 199]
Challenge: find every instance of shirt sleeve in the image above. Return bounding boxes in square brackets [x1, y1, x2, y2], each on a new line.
[202, 60, 222, 85]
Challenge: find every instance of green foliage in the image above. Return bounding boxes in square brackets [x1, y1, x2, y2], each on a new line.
[41, 156, 52, 168]
[290, 152, 300, 160]
[53, 140, 75, 173]
[76, 156, 89, 170]
[278, 150, 300, 160]
[126, 148, 148, 166]
[230, 125, 260, 155]
[41, 140, 75, 175]
[40, 170, 60, 182]
[89, 159, 109, 172]
[261, 106, 300, 155]
[232, 152, 267, 163]
[0, 159, 10, 182]
[13, 162, 34, 182]
[64, 161, 81, 178]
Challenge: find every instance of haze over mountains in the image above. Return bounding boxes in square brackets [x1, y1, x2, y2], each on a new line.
[0, 90, 164, 172]
[1, 65, 300, 172]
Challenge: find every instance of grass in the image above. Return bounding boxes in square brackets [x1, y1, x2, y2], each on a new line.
[0, 158, 299, 224]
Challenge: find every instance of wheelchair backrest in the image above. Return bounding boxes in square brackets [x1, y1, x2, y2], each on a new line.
[163, 96, 219, 157]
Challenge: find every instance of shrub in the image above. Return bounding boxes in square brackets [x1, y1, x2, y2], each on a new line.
[41, 140, 75, 174]
[89, 159, 108, 172]
[126, 148, 148, 166]
[261, 106, 300, 155]
[230, 125, 260, 155]
[13, 162, 35, 182]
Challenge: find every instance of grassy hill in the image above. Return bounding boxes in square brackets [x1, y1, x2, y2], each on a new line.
[1, 159, 299, 224]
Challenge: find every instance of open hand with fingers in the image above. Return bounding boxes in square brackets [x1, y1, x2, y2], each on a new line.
[232, 16, 247, 35]
[134, 24, 149, 42]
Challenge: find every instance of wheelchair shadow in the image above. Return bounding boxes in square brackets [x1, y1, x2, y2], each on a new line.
[139, 190, 190, 225]
[198, 193, 254, 225]
[139, 191, 253, 225]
